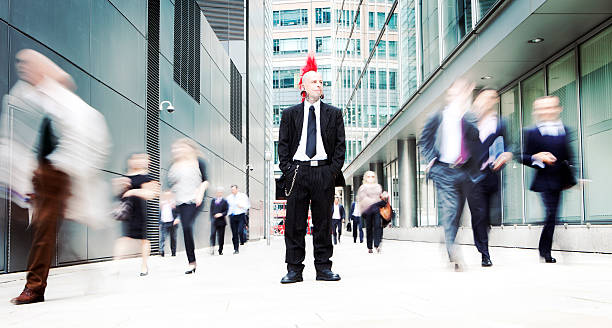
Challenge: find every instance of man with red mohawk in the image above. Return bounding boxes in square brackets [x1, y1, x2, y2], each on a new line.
[277, 53, 346, 284]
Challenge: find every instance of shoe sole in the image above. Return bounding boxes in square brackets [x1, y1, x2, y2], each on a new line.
[11, 297, 44, 305]
[315, 277, 341, 281]
[280, 278, 303, 284]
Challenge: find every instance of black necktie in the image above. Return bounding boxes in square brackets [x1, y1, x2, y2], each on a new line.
[306, 105, 317, 158]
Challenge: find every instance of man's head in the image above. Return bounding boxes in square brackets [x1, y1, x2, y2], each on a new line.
[15, 49, 75, 91]
[445, 78, 475, 107]
[231, 184, 238, 195]
[216, 186, 225, 199]
[473, 89, 499, 118]
[301, 70, 323, 102]
[334, 197, 339, 205]
[127, 153, 149, 171]
[533, 96, 562, 122]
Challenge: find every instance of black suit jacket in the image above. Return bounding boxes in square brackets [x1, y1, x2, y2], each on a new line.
[332, 204, 345, 220]
[209, 198, 229, 225]
[520, 126, 575, 192]
[349, 202, 360, 219]
[278, 101, 346, 187]
[418, 109, 484, 183]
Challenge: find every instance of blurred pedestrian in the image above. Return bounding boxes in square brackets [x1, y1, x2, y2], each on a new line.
[520, 96, 575, 263]
[349, 201, 363, 243]
[3, 50, 110, 305]
[331, 196, 345, 244]
[168, 138, 209, 274]
[358, 171, 387, 253]
[418, 79, 483, 271]
[159, 191, 177, 257]
[210, 186, 228, 255]
[112, 153, 159, 276]
[227, 184, 250, 254]
[467, 89, 513, 267]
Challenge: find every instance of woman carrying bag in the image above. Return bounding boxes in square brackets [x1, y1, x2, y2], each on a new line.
[357, 171, 388, 254]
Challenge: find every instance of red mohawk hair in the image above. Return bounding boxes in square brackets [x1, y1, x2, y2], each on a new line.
[298, 53, 318, 102]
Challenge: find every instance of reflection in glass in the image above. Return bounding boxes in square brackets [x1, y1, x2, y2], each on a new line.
[441, 0, 472, 58]
[500, 86, 523, 224]
[421, 0, 439, 79]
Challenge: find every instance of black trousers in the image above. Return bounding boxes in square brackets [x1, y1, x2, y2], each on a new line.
[351, 217, 363, 243]
[363, 208, 383, 250]
[332, 219, 342, 244]
[230, 213, 245, 251]
[160, 222, 177, 256]
[285, 165, 335, 273]
[177, 203, 198, 263]
[466, 170, 499, 258]
[539, 191, 561, 258]
[210, 219, 226, 253]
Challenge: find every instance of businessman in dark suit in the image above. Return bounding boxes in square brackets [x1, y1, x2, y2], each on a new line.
[467, 89, 513, 267]
[520, 96, 575, 263]
[331, 197, 345, 244]
[349, 202, 364, 243]
[418, 79, 484, 271]
[277, 55, 346, 283]
[210, 187, 229, 255]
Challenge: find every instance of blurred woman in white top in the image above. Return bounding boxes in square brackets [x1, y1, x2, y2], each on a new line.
[357, 171, 388, 253]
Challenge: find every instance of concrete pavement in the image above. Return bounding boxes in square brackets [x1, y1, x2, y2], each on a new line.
[1, 236, 612, 327]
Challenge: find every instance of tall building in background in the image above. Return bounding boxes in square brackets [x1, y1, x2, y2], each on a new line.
[198, 0, 245, 41]
[271, 0, 399, 181]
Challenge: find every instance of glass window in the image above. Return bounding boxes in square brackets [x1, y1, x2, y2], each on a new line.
[441, 0, 472, 59]
[389, 71, 397, 90]
[316, 36, 331, 54]
[377, 12, 386, 30]
[378, 70, 387, 89]
[369, 40, 375, 55]
[273, 38, 308, 55]
[274, 141, 279, 164]
[378, 40, 386, 57]
[580, 26, 612, 222]
[369, 12, 375, 30]
[320, 66, 332, 86]
[369, 70, 377, 89]
[389, 40, 397, 57]
[274, 9, 308, 27]
[421, 0, 439, 78]
[273, 69, 300, 88]
[500, 86, 523, 225]
[417, 146, 438, 226]
[388, 13, 397, 30]
[315, 8, 331, 24]
[548, 51, 581, 223]
[521, 70, 546, 223]
[476, 0, 498, 22]
[401, 0, 418, 102]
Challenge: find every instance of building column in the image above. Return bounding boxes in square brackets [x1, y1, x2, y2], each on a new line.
[352, 175, 362, 206]
[398, 138, 418, 228]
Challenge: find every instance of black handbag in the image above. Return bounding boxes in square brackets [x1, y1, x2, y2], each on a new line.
[111, 198, 133, 221]
[346, 221, 352, 232]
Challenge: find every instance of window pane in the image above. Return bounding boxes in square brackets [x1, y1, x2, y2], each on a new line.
[389, 40, 397, 57]
[500, 86, 523, 225]
[580, 26, 612, 222]
[548, 51, 581, 223]
[476, 0, 498, 22]
[369, 12, 375, 29]
[401, 0, 418, 102]
[377, 12, 386, 29]
[389, 13, 397, 30]
[421, 0, 439, 78]
[378, 70, 387, 89]
[521, 70, 546, 223]
[441, 0, 472, 59]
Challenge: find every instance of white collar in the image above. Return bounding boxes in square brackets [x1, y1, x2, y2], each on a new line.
[304, 99, 321, 112]
[537, 120, 563, 127]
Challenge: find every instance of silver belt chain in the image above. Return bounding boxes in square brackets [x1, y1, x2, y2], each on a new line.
[284, 165, 300, 197]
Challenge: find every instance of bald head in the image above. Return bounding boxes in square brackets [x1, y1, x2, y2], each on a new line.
[301, 70, 323, 102]
[15, 49, 75, 91]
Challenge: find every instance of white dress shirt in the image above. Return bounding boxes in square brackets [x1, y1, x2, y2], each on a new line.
[537, 120, 565, 137]
[332, 204, 341, 219]
[293, 99, 328, 161]
[160, 200, 175, 223]
[227, 192, 250, 216]
[438, 104, 464, 164]
[352, 203, 361, 217]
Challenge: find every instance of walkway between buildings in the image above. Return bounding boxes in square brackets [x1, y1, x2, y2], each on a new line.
[2, 237, 612, 327]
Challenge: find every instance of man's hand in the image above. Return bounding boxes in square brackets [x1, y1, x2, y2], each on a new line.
[381, 191, 389, 200]
[173, 219, 180, 226]
[112, 177, 131, 196]
[214, 213, 222, 218]
[492, 152, 513, 171]
[533, 152, 557, 165]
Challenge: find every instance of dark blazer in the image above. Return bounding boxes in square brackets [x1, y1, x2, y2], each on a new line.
[278, 101, 346, 187]
[209, 198, 229, 225]
[418, 109, 484, 183]
[332, 204, 345, 220]
[520, 125, 575, 192]
[349, 202, 360, 219]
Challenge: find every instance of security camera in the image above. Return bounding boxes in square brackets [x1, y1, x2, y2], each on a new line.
[159, 101, 175, 113]
[247, 164, 254, 171]
[166, 105, 175, 113]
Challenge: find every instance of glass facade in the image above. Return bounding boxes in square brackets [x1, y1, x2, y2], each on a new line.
[273, 38, 308, 55]
[316, 7, 331, 25]
[273, 9, 308, 27]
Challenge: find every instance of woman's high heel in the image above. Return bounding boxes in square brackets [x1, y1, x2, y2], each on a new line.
[185, 267, 196, 274]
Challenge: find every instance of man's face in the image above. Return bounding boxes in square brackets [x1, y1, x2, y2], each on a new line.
[534, 97, 562, 122]
[231, 186, 238, 195]
[15, 51, 44, 86]
[473, 90, 499, 118]
[334, 198, 339, 205]
[216, 191, 224, 198]
[302, 71, 323, 101]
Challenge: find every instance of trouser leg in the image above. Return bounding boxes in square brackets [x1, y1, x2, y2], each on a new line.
[539, 191, 561, 257]
[373, 213, 383, 248]
[178, 204, 197, 263]
[230, 215, 240, 251]
[467, 181, 490, 258]
[308, 166, 335, 272]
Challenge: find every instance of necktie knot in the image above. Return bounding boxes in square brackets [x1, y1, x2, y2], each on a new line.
[309, 105, 315, 112]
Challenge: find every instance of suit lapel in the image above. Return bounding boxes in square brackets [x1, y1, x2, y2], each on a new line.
[294, 103, 304, 141]
[320, 101, 330, 133]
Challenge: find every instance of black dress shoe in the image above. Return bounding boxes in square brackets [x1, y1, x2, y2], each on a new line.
[545, 256, 556, 263]
[316, 269, 341, 281]
[481, 256, 492, 267]
[280, 271, 303, 284]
